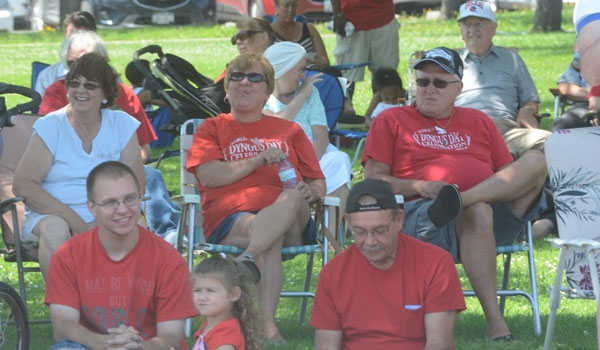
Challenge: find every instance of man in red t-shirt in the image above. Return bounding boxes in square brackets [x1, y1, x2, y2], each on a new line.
[363, 47, 547, 341]
[46, 161, 197, 349]
[311, 179, 466, 349]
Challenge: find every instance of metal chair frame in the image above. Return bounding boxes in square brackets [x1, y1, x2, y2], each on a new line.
[173, 119, 339, 334]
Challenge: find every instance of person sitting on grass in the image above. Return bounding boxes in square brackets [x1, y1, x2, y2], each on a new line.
[363, 47, 547, 342]
[45, 161, 197, 350]
[192, 254, 262, 350]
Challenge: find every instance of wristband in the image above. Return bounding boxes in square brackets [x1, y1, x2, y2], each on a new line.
[589, 85, 600, 98]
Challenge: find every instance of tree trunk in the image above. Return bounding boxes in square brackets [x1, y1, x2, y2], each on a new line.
[440, 0, 466, 20]
[532, 0, 562, 32]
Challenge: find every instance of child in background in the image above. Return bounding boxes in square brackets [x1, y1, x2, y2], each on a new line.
[192, 254, 262, 350]
[365, 67, 405, 129]
[125, 59, 156, 112]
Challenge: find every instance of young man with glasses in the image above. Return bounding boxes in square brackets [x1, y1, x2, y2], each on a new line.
[454, 1, 550, 160]
[363, 47, 547, 342]
[311, 178, 466, 349]
[45, 161, 197, 350]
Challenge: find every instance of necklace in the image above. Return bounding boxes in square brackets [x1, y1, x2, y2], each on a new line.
[431, 115, 453, 133]
[423, 114, 453, 147]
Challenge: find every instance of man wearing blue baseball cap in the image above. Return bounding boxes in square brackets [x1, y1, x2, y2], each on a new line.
[363, 46, 547, 342]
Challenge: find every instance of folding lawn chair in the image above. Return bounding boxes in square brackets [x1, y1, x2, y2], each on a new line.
[0, 83, 48, 325]
[30, 61, 49, 91]
[543, 127, 600, 349]
[173, 119, 341, 334]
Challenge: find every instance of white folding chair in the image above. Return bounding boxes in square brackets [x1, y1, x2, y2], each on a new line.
[543, 127, 600, 349]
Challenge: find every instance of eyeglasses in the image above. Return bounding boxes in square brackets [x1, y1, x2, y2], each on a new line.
[415, 78, 461, 89]
[350, 219, 395, 238]
[66, 80, 101, 91]
[92, 195, 141, 211]
[230, 30, 261, 45]
[459, 20, 488, 30]
[228, 72, 265, 83]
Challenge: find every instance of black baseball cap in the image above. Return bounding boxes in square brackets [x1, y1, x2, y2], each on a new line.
[345, 179, 399, 213]
[413, 47, 464, 80]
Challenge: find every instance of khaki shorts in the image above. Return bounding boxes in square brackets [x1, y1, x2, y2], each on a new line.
[334, 18, 400, 82]
[491, 117, 551, 159]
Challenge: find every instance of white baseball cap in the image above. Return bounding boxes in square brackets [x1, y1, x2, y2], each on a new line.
[457, 1, 496, 23]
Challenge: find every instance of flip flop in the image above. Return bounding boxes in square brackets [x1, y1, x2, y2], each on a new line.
[491, 334, 515, 342]
[427, 184, 462, 228]
[237, 254, 261, 284]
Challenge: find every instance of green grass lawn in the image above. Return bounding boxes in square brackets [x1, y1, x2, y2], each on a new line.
[2, 5, 599, 349]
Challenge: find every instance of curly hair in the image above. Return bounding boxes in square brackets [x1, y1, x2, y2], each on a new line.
[194, 254, 263, 350]
[66, 52, 119, 108]
[372, 67, 404, 95]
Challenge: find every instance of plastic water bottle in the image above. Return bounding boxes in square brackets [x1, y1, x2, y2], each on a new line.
[278, 158, 299, 189]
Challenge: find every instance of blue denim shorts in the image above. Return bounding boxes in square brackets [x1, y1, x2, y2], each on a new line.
[51, 340, 89, 349]
[208, 211, 316, 245]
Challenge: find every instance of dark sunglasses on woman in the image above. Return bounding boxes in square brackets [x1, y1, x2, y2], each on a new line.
[230, 30, 262, 45]
[229, 72, 265, 83]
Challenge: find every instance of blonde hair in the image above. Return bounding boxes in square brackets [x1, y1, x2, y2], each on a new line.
[225, 52, 275, 95]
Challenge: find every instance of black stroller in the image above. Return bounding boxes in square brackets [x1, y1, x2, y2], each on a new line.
[133, 45, 229, 129]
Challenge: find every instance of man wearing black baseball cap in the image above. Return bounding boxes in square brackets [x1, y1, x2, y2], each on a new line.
[311, 178, 465, 349]
[362, 46, 547, 341]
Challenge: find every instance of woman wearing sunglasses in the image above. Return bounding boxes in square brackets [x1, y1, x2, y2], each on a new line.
[271, 0, 330, 69]
[186, 52, 325, 345]
[232, 17, 275, 55]
[263, 41, 352, 231]
[13, 52, 145, 281]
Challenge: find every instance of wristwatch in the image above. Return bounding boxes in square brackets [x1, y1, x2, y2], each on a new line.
[331, 13, 344, 20]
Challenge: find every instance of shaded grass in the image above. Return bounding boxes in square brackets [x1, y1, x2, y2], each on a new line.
[2, 5, 597, 349]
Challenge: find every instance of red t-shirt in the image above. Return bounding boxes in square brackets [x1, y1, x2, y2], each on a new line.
[194, 318, 245, 349]
[310, 233, 466, 349]
[186, 113, 324, 237]
[45, 226, 198, 349]
[340, 0, 396, 31]
[38, 80, 157, 146]
[363, 105, 513, 196]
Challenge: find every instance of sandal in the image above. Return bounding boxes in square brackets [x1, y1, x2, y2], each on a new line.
[427, 184, 462, 228]
[237, 254, 261, 284]
[268, 334, 287, 345]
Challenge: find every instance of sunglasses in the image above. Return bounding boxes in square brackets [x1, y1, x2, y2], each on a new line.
[415, 78, 461, 89]
[230, 30, 261, 45]
[229, 72, 265, 83]
[66, 80, 101, 91]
